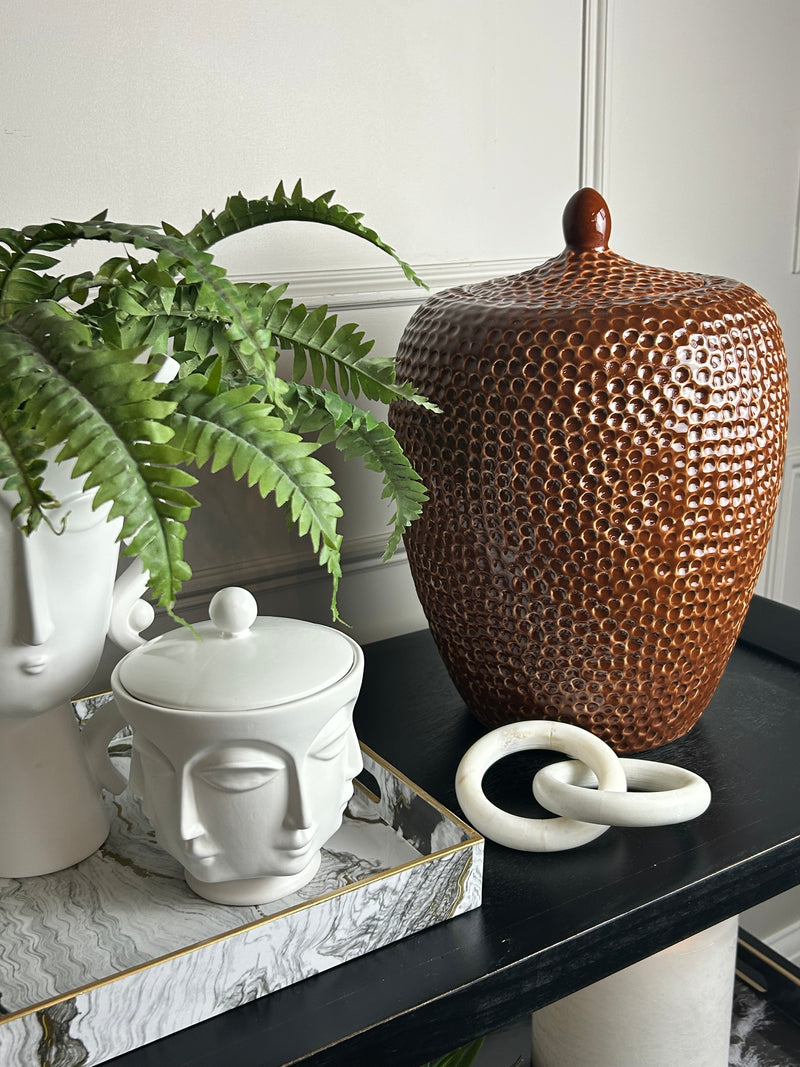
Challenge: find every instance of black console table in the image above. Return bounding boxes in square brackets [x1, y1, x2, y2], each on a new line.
[109, 595, 800, 1066]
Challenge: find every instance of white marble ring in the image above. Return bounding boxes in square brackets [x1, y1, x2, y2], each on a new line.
[533, 758, 711, 828]
[455, 721, 626, 852]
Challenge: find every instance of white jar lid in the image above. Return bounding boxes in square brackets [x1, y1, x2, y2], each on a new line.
[117, 587, 356, 712]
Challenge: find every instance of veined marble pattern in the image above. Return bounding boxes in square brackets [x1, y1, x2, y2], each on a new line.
[729, 980, 800, 1067]
[0, 699, 482, 1067]
[361, 747, 476, 853]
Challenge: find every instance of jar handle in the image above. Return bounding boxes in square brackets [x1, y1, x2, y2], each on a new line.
[81, 698, 128, 795]
[108, 556, 155, 651]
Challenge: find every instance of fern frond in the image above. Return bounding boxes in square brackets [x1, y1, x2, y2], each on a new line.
[186, 183, 427, 291]
[284, 383, 428, 560]
[165, 376, 344, 616]
[1, 301, 197, 607]
[240, 283, 439, 410]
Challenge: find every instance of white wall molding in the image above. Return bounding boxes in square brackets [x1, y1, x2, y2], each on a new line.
[176, 533, 407, 611]
[792, 165, 800, 274]
[229, 256, 545, 312]
[579, 0, 612, 192]
[761, 445, 800, 608]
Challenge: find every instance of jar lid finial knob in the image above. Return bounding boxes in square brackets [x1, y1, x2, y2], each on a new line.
[562, 187, 611, 251]
[209, 586, 258, 637]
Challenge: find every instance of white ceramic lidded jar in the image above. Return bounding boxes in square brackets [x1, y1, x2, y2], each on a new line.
[110, 587, 364, 906]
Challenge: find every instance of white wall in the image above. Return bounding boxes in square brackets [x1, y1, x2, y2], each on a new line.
[3, 0, 797, 654]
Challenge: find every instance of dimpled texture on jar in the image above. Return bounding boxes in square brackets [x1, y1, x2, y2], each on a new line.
[389, 190, 789, 753]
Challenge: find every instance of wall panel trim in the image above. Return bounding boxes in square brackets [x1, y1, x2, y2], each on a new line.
[579, 0, 611, 192]
[229, 256, 545, 312]
[174, 534, 411, 623]
[762, 445, 800, 607]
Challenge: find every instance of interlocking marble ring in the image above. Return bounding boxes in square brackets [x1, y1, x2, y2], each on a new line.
[455, 721, 626, 852]
[533, 758, 711, 827]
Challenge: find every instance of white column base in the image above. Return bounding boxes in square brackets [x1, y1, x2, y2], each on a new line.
[531, 915, 738, 1067]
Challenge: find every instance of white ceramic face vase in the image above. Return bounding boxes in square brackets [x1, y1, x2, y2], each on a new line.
[0, 461, 150, 718]
[111, 588, 365, 906]
[0, 457, 153, 878]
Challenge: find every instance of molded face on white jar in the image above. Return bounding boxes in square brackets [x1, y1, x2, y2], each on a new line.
[129, 699, 363, 884]
[0, 485, 121, 718]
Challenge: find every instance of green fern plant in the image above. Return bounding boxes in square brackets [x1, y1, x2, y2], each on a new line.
[0, 181, 435, 619]
[421, 1038, 486, 1066]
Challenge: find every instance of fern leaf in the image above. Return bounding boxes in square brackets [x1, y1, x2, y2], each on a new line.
[284, 383, 428, 560]
[1, 301, 197, 607]
[246, 284, 439, 410]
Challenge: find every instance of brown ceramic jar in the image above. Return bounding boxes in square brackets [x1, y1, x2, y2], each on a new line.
[389, 189, 788, 752]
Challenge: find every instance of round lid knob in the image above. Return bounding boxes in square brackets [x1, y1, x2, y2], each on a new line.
[209, 586, 258, 637]
[117, 587, 356, 712]
[562, 187, 611, 251]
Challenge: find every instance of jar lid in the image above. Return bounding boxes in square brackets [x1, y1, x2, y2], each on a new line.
[117, 587, 355, 712]
[452, 187, 743, 315]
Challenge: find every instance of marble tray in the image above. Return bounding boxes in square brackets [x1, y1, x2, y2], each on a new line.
[0, 696, 483, 1066]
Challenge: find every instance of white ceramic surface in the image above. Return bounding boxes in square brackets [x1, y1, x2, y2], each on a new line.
[531, 916, 739, 1067]
[0, 456, 152, 878]
[533, 758, 712, 827]
[110, 588, 365, 905]
[455, 720, 627, 851]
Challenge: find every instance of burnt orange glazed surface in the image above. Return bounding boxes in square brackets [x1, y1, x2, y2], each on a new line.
[390, 189, 789, 752]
